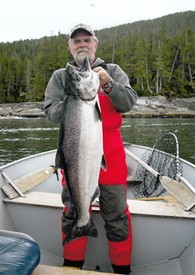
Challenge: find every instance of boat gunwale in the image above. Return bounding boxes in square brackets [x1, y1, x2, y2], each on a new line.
[1, 144, 195, 170]
[0, 149, 57, 171]
[124, 143, 195, 169]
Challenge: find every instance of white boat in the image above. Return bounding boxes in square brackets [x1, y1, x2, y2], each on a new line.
[0, 143, 195, 275]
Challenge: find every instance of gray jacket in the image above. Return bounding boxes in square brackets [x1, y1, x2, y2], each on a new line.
[44, 57, 138, 123]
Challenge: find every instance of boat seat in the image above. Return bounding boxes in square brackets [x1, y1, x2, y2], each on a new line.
[0, 230, 40, 275]
[3, 191, 195, 218]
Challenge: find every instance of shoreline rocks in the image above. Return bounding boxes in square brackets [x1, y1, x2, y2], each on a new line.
[0, 102, 45, 118]
[124, 96, 195, 118]
[0, 96, 195, 118]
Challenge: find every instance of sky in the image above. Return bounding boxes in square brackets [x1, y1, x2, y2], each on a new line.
[1, 0, 195, 43]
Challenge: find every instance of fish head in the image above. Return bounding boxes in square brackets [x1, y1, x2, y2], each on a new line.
[66, 57, 99, 100]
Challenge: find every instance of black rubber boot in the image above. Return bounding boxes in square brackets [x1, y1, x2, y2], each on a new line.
[63, 258, 84, 269]
[112, 264, 131, 274]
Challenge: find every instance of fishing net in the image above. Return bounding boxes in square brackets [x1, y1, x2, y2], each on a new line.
[130, 132, 183, 198]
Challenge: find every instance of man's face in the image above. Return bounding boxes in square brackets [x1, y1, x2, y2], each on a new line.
[69, 31, 97, 66]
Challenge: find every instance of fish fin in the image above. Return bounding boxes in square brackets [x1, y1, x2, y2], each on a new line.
[101, 155, 107, 171]
[55, 149, 64, 169]
[91, 187, 100, 203]
[63, 218, 98, 244]
[95, 101, 102, 121]
[55, 169, 59, 181]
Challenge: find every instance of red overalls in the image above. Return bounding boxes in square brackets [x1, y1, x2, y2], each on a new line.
[61, 89, 132, 272]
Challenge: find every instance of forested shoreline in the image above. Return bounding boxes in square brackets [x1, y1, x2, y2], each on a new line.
[0, 11, 194, 104]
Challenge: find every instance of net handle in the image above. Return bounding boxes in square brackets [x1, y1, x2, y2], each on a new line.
[125, 149, 159, 178]
[159, 132, 195, 194]
[152, 132, 181, 175]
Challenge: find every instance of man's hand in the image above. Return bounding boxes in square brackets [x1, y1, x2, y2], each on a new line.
[93, 67, 110, 87]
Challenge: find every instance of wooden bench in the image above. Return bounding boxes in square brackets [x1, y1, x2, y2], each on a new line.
[33, 264, 113, 275]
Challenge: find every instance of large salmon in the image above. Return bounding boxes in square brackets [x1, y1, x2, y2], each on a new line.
[56, 57, 104, 244]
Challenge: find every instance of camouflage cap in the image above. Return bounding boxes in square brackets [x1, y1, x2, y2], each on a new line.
[69, 23, 95, 38]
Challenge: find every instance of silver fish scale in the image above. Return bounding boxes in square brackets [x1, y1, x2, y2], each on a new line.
[62, 96, 102, 227]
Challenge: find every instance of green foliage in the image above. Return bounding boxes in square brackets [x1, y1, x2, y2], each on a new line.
[0, 11, 194, 103]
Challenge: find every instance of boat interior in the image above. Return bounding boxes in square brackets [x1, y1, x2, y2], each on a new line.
[0, 145, 195, 274]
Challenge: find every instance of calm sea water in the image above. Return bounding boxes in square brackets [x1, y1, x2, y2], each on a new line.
[0, 117, 194, 167]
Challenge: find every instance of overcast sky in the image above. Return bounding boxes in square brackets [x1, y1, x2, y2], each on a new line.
[1, 0, 194, 43]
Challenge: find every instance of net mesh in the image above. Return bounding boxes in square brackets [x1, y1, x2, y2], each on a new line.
[131, 132, 183, 198]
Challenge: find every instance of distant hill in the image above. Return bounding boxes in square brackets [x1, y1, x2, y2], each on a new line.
[96, 11, 195, 41]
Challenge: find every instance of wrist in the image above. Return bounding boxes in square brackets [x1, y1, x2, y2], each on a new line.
[102, 78, 113, 93]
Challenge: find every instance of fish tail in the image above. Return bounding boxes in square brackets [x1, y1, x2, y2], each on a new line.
[63, 218, 98, 244]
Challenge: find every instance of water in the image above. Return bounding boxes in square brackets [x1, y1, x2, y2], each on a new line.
[121, 117, 195, 164]
[0, 117, 194, 167]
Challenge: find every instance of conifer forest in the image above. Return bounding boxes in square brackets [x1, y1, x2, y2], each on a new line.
[0, 11, 194, 103]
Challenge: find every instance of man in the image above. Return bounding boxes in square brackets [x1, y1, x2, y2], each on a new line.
[44, 23, 138, 275]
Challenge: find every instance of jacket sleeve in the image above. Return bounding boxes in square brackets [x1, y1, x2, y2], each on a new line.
[44, 69, 65, 123]
[107, 64, 138, 113]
